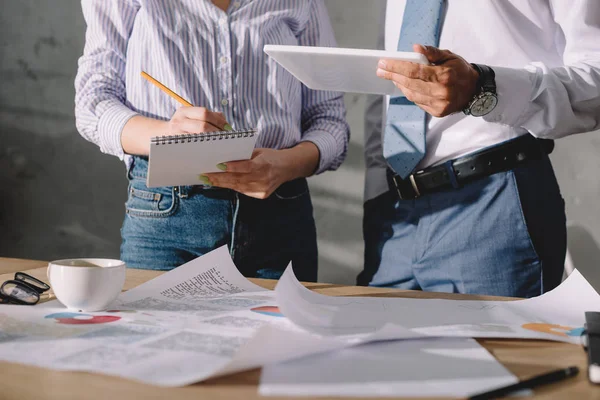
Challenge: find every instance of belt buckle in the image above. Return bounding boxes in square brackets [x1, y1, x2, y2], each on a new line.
[392, 174, 421, 200]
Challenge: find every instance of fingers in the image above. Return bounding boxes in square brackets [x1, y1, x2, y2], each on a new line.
[377, 59, 438, 82]
[180, 107, 228, 129]
[204, 172, 247, 188]
[220, 159, 254, 173]
[170, 107, 228, 133]
[220, 149, 267, 172]
[381, 68, 451, 102]
[200, 148, 286, 200]
[413, 44, 427, 54]
[399, 85, 452, 117]
[171, 119, 220, 134]
[202, 172, 275, 200]
[413, 44, 453, 64]
[385, 72, 440, 97]
[377, 44, 456, 82]
[377, 46, 475, 118]
[395, 85, 436, 108]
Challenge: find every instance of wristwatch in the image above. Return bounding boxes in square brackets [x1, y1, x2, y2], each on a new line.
[463, 63, 498, 117]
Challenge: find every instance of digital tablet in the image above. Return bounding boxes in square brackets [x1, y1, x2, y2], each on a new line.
[263, 45, 429, 96]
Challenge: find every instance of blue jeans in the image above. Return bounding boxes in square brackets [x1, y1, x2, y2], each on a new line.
[359, 154, 566, 298]
[120, 156, 318, 281]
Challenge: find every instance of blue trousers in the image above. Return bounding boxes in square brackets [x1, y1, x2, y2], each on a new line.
[359, 154, 566, 298]
[120, 157, 318, 281]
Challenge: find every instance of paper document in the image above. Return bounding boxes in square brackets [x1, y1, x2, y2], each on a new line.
[0, 247, 336, 386]
[0, 247, 425, 386]
[260, 338, 518, 398]
[275, 266, 595, 344]
[0, 246, 594, 387]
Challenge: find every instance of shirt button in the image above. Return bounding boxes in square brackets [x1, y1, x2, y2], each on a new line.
[219, 18, 227, 26]
[220, 56, 229, 64]
[232, 1, 241, 8]
[221, 99, 229, 106]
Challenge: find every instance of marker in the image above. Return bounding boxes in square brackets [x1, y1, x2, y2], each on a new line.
[468, 366, 579, 400]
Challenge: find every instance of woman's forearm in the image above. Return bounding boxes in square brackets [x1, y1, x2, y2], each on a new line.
[121, 108, 229, 156]
[280, 141, 321, 181]
[121, 115, 169, 156]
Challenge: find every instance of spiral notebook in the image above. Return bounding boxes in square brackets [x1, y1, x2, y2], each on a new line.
[147, 129, 257, 188]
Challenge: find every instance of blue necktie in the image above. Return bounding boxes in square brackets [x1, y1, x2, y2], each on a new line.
[383, 0, 444, 178]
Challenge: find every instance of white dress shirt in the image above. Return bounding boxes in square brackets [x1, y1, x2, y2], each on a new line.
[364, 0, 600, 201]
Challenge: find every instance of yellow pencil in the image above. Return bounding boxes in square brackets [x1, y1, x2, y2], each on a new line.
[141, 71, 193, 107]
[140, 71, 233, 131]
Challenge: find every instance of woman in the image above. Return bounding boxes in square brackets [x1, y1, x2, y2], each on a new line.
[74, 0, 349, 281]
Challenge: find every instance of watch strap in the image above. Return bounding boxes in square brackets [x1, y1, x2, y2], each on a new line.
[471, 63, 496, 93]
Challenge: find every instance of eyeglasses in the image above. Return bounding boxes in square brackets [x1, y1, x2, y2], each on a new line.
[0, 272, 51, 305]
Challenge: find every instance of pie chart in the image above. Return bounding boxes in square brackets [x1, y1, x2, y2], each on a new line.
[45, 312, 121, 325]
[250, 306, 283, 317]
[521, 323, 582, 337]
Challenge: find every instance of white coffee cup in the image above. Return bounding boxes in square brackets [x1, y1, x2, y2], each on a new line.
[47, 259, 126, 312]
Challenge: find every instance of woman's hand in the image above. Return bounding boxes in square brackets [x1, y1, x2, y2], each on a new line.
[202, 142, 320, 199]
[166, 106, 229, 135]
[121, 107, 228, 156]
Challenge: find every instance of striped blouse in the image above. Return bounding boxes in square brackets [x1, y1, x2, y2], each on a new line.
[74, 0, 350, 174]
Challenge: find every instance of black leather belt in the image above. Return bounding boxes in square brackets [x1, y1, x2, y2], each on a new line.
[388, 135, 554, 200]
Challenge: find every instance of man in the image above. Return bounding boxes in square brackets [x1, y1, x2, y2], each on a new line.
[359, 0, 600, 297]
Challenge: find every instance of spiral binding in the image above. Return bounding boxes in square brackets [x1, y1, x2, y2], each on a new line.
[151, 129, 256, 145]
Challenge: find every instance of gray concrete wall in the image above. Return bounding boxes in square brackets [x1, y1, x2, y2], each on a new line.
[1, 0, 598, 285]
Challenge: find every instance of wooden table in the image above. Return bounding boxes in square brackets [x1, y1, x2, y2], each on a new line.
[0, 258, 595, 400]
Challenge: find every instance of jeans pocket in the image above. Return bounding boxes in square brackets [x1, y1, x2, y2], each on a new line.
[273, 178, 309, 200]
[125, 180, 179, 218]
[509, 171, 542, 264]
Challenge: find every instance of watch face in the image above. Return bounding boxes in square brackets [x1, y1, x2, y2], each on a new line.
[470, 93, 498, 117]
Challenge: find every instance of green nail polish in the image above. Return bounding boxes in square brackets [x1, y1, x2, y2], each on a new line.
[216, 163, 227, 171]
[224, 124, 233, 131]
[198, 175, 212, 185]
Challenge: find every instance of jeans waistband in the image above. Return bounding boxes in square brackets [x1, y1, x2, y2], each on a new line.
[128, 155, 308, 200]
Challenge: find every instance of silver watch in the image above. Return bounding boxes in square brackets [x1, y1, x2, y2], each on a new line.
[463, 64, 498, 117]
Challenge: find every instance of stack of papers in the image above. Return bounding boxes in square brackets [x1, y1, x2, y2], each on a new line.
[0, 245, 595, 397]
[274, 265, 592, 343]
[260, 338, 518, 398]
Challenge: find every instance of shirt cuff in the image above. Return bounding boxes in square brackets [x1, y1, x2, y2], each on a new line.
[97, 101, 139, 160]
[482, 66, 536, 128]
[300, 129, 344, 175]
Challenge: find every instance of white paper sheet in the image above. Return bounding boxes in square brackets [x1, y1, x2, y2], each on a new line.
[0, 247, 309, 386]
[0, 247, 433, 387]
[1, 247, 594, 387]
[260, 338, 518, 398]
[275, 266, 595, 344]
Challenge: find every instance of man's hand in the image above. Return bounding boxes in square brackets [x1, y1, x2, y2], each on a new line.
[376, 44, 480, 117]
[202, 142, 320, 199]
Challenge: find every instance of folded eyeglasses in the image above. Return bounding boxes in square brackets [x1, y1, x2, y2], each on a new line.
[0, 272, 51, 305]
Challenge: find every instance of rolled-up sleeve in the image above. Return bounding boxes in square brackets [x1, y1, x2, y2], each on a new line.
[484, 0, 600, 139]
[297, 0, 351, 174]
[74, 0, 140, 160]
